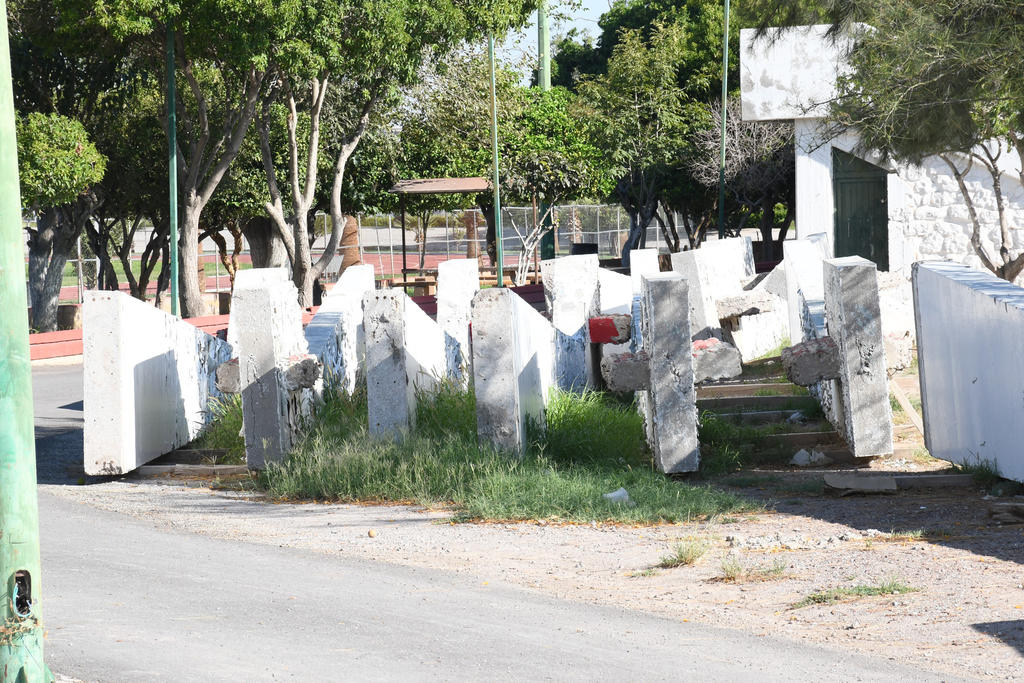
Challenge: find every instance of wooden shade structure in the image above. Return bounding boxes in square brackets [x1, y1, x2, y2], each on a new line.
[388, 177, 491, 286]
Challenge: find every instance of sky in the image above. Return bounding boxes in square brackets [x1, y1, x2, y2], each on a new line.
[500, 0, 611, 76]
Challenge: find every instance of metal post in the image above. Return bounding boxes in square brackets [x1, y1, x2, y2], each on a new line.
[444, 211, 450, 260]
[76, 236, 83, 303]
[167, 21, 179, 316]
[357, 213, 364, 263]
[0, 0, 50, 675]
[488, 33, 505, 287]
[387, 213, 395, 279]
[400, 198, 408, 288]
[717, 0, 730, 240]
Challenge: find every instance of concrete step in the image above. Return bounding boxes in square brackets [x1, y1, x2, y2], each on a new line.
[697, 382, 807, 399]
[761, 431, 843, 449]
[714, 410, 795, 425]
[697, 395, 819, 411]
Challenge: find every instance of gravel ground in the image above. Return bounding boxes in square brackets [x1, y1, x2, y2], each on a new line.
[41, 474, 1024, 682]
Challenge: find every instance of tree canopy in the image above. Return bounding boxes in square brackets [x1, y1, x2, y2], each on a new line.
[16, 112, 106, 208]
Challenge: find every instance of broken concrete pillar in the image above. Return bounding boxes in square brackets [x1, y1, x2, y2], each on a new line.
[598, 267, 633, 314]
[599, 351, 650, 392]
[823, 256, 893, 458]
[542, 254, 600, 390]
[215, 358, 240, 393]
[232, 268, 312, 469]
[437, 258, 480, 384]
[692, 338, 743, 383]
[716, 292, 776, 320]
[83, 291, 233, 475]
[304, 264, 374, 395]
[363, 288, 447, 439]
[670, 237, 754, 340]
[781, 337, 841, 387]
[471, 287, 555, 453]
[640, 272, 700, 473]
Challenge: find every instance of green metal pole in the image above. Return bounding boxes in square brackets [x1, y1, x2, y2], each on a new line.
[488, 33, 505, 287]
[537, 1, 550, 90]
[167, 21, 179, 317]
[537, 1, 555, 260]
[0, 0, 50, 678]
[716, 0, 730, 240]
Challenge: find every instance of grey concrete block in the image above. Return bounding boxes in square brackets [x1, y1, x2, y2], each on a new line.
[542, 254, 600, 390]
[215, 358, 240, 394]
[640, 272, 700, 473]
[716, 292, 775, 319]
[600, 351, 650, 392]
[824, 257, 893, 458]
[471, 288, 555, 454]
[232, 268, 311, 470]
[282, 355, 321, 391]
[693, 339, 743, 383]
[781, 337, 841, 387]
[363, 288, 447, 440]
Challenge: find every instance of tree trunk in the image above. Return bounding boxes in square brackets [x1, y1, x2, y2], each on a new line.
[339, 215, 361, 273]
[243, 216, 290, 269]
[27, 209, 80, 332]
[463, 211, 479, 259]
[479, 203, 497, 267]
[179, 195, 205, 318]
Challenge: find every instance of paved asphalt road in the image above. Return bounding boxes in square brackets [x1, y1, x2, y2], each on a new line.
[31, 362, 940, 681]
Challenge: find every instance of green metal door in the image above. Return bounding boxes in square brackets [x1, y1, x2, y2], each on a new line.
[832, 149, 889, 271]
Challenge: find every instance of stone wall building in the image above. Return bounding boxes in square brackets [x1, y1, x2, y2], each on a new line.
[740, 25, 1024, 283]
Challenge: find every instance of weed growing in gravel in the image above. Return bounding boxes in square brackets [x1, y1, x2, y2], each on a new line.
[258, 385, 753, 524]
[658, 542, 707, 568]
[792, 580, 918, 609]
[953, 456, 1003, 490]
[192, 395, 245, 464]
[716, 556, 787, 583]
[629, 569, 660, 578]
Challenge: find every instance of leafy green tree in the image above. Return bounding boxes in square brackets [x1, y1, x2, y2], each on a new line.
[18, 112, 106, 331]
[397, 52, 611, 271]
[575, 22, 695, 266]
[254, 0, 539, 305]
[690, 96, 795, 259]
[53, 0, 302, 316]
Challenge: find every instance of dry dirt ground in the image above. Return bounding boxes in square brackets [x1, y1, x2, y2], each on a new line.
[43, 469, 1024, 682]
[43, 365, 1024, 681]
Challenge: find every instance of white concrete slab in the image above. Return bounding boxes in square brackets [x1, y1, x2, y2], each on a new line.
[83, 291, 233, 475]
[913, 261, 1024, 482]
[305, 264, 375, 394]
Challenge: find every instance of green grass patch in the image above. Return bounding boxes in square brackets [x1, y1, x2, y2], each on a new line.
[258, 385, 753, 524]
[191, 395, 245, 464]
[792, 580, 918, 609]
[658, 541, 707, 568]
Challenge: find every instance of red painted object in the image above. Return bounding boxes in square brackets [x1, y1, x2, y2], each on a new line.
[588, 317, 622, 344]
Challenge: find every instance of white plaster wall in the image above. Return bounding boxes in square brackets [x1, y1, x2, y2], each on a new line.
[888, 146, 1024, 283]
[740, 25, 858, 122]
[913, 261, 1024, 483]
[304, 264, 374, 394]
[83, 291, 233, 475]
